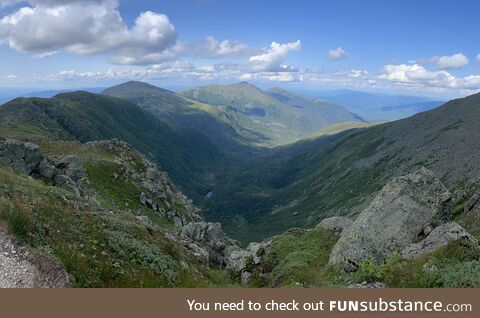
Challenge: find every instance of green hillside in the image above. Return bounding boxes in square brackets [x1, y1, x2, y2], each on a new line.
[181, 82, 365, 146]
[0, 92, 223, 200]
[203, 92, 480, 243]
[103, 81, 268, 152]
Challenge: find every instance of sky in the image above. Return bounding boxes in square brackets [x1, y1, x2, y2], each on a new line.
[0, 0, 480, 98]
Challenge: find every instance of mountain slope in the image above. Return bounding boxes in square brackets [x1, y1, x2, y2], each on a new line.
[181, 82, 365, 145]
[102, 81, 266, 152]
[203, 92, 480, 242]
[266, 87, 365, 124]
[0, 91, 223, 200]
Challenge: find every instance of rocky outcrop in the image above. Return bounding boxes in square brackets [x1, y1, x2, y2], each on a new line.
[0, 138, 247, 274]
[401, 222, 478, 259]
[88, 139, 201, 227]
[0, 139, 84, 196]
[180, 222, 240, 268]
[316, 216, 352, 233]
[226, 240, 272, 284]
[329, 168, 452, 271]
[0, 139, 46, 175]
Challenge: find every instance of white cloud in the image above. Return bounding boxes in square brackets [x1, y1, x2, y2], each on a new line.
[432, 53, 469, 69]
[42, 61, 224, 82]
[328, 47, 347, 60]
[249, 40, 301, 72]
[379, 63, 480, 92]
[239, 72, 300, 82]
[194, 36, 248, 58]
[0, 0, 177, 64]
[6, 74, 18, 79]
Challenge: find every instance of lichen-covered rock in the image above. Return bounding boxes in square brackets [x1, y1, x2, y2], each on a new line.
[0, 139, 84, 196]
[180, 221, 239, 268]
[226, 240, 272, 284]
[52, 155, 85, 183]
[316, 216, 352, 233]
[0, 139, 44, 175]
[401, 222, 478, 259]
[329, 168, 452, 271]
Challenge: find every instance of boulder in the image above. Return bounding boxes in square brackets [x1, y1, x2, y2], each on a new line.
[180, 222, 238, 268]
[0, 139, 44, 175]
[226, 240, 272, 284]
[316, 216, 352, 233]
[53, 155, 85, 183]
[401, 222, 478, 259]
[329, 168, 452, 271]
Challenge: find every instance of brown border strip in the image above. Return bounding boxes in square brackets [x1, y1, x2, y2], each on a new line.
[0, 288, 478, 318]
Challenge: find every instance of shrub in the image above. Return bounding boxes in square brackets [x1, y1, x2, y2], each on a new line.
[438, 261, 480, 288]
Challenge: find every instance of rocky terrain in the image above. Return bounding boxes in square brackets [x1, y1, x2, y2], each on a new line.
[0, 137, 249, 286]
[1, 84, 480, 288]
[0, 224, 68, 288]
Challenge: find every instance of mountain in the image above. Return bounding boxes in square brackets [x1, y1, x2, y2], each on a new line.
[102, 81, 264, 153]
[300, 89, 445, 121]
[203, 92, 480, 243]
[181, 82, 365, 146]
[266, 87, 365, 124]
[1, 87, 479, 288]
[0, 91, 224, 200]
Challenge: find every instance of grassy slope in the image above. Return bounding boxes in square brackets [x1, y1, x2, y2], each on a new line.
[247, 227, 480, 288]
[0, 141, 235, 287]
[0, 92, 224, 201]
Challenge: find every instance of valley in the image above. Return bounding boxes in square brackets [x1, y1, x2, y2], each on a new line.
[0, 81, 479, 288]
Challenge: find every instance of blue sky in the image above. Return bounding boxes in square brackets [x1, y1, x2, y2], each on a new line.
[0, 0, 479, 97]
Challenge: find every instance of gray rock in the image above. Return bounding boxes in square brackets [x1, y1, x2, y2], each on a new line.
[180, 222, 235, 268]
[227, 249, 251, 272]
[316, 216, 352, 233]
[0, 139, 44, 175]
[401, 222, 478, 259]
[347, 281, 386, 288]
[464, 191, 480, 213]
[53, 155, 85, 183]
[329, 168, 452, 271]
[36, 159, 58, 179]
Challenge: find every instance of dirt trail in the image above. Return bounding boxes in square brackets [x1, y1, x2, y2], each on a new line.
[0, 224, 69, 288]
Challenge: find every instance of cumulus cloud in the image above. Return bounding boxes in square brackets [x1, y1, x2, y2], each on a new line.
[194, 36, 248, 58]
[0, 0, 177, 64]
[239, 72, 301, 82]
[249, 40, 301, 72]
[6, 74, 18, 79]
[42, 61, 225, 82]
[431, 53, 469, 69]
[379, 63, 480, 91]
[328, 47, 347, 60]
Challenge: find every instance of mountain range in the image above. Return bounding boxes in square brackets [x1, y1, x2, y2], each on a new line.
[299, 89, 445, 121]
[0, 81, 479, 288]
